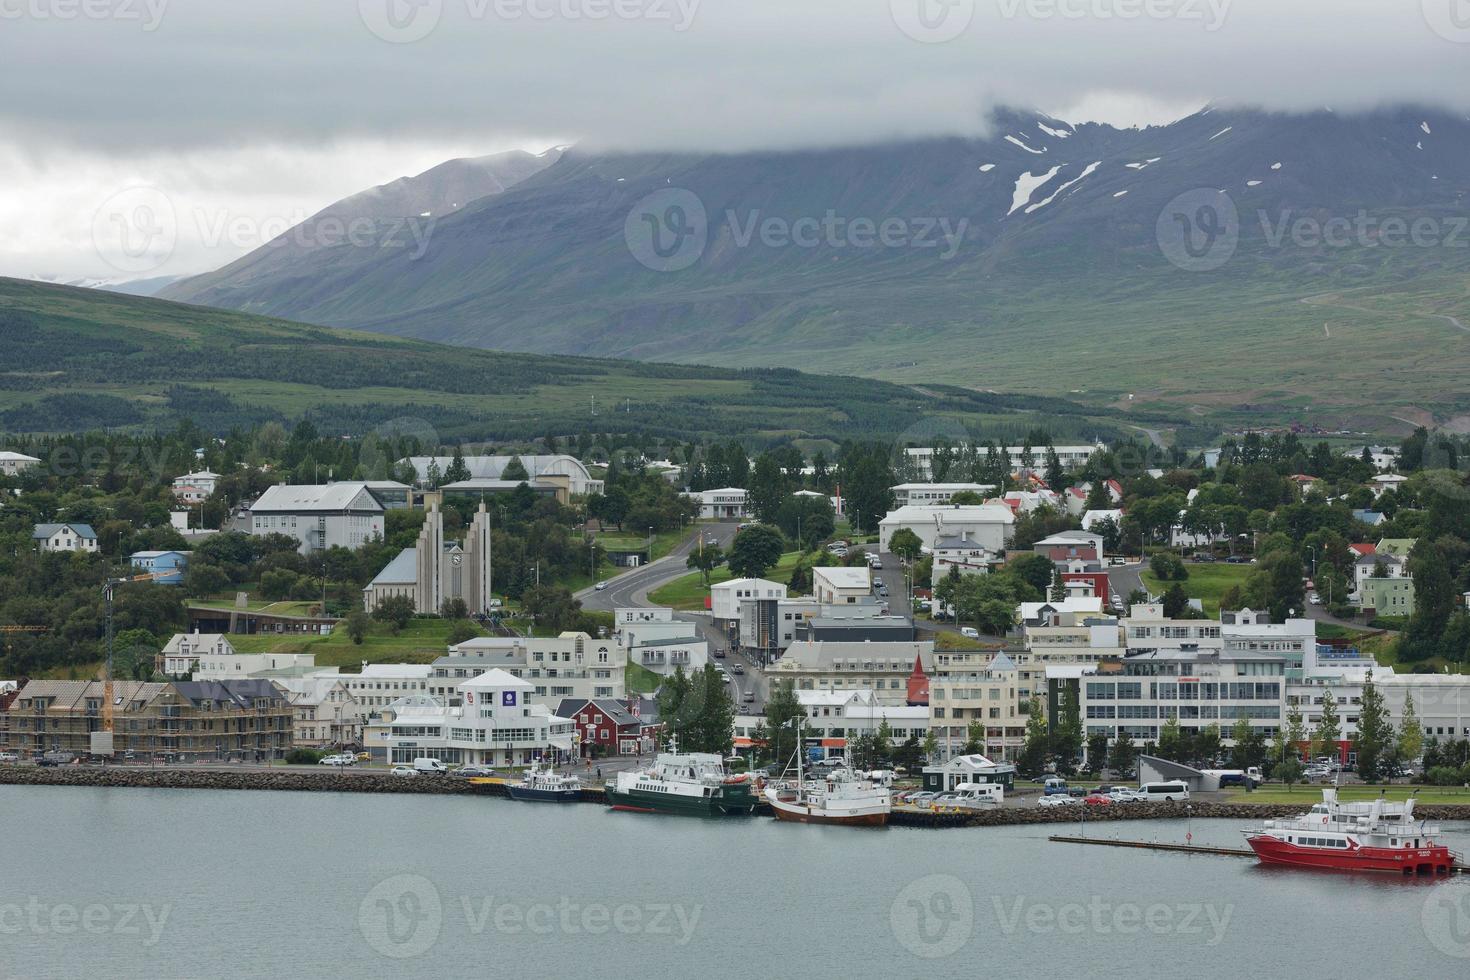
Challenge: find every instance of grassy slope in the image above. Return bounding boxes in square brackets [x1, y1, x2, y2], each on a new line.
[1140, 564, 1252, 617]
[225, 619, 465, 668]
[649, 551, 806, 610]
[0, 277, 1149, 443]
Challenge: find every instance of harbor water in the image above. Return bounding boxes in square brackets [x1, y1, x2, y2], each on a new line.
[2, 785, 1469, 978]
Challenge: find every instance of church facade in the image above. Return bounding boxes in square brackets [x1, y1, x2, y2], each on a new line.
[363, 499, 494, 616]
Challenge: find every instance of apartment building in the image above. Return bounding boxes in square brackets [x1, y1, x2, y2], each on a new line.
[928, 650, 1024, 761]
[432, 633, 624, 704]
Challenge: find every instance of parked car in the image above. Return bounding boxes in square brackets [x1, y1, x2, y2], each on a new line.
[390, 766, 419, 777]
[1136, 781, 1191, 802]
[731, 664, 745, 674]
[318, 753, 355, 766]
[1193, 552, 1217, 562]
[0, 751, 18, 763]
[413, 757, 451, 774]
[960, 626, 979, 639]
[1108, 788, 1146, 803]
[453, 765, 498, 779]
[713, 648, 727, 658]
[1224, 555, 1247, 564]
[742, 691, 756, 703]
[1308, 592, 1322, 605]
[1042, 777, 1071, 796]
[909, 792, 938, 807]
[1083, 793, 1115, 806]
[1038, 794, 1077, 807]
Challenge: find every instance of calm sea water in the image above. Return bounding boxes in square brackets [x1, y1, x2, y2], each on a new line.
[2, 786, 1469, 979]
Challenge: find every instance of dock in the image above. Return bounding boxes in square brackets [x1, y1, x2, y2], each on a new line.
[1048, 834, 1254, 857]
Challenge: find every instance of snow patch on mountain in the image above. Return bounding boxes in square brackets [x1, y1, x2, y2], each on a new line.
[1209, 127, 1233, 141]
[1025, 161, 1101, 214]
[1005, 134, 1047, 155]
[978, 163, 996, 172]
[1007, 165, 1062, 216]
[1037, 122, 1071, 140]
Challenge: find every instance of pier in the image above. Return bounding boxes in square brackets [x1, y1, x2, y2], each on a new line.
[1048, 834, 1255, 857]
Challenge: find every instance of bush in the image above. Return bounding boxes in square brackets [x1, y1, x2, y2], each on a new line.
[1425, 765, 1463, 786]
[285, 748, 326, 765]
[1150, 553, 1189, 582]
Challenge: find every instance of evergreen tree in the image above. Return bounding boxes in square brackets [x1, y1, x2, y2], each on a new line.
[444, 445, 471, 484]
[1019, 697, 1049, 775]
[501, 456, 530, 482]
[1355, 671, 1393, 783]
[961, 720, 986, 756]
[746, 453, 788, 523]
[1049, 568, 1068, 603]
[1086, 733, 1109, 774]
[1158, 714, 1184, 761]
[1108, 736, 1136, 777]
[1396, 691, 1423, 770]
[763, 680, 804, 771]
[1313, 691, 1341, 765]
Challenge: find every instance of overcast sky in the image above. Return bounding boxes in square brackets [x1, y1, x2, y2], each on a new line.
[4, 0, 1468, 280]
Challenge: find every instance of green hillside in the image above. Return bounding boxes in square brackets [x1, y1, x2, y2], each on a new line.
[0, 277, 1160, 445]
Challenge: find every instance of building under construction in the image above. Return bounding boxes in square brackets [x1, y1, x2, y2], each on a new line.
[0, 679, 293, 761]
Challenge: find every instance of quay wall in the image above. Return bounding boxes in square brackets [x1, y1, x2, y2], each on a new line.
[5, 769, 1470, 827]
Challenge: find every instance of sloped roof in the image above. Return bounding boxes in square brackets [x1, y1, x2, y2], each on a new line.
[33, 522, 96, 540]
[368, 548, 419, 586]
[252, 483, 384, 514]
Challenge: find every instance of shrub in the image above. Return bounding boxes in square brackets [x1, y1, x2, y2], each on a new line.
[285, 748, 325, 765]
[1425, 765, 1463, 786]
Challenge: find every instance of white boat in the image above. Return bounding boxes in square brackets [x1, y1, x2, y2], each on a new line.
[506, 763, 582, 802]
[765, 768, 891, 826]
[605, 750, 757, 816]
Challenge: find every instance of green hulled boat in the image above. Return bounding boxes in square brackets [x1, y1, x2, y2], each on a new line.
[605, 752, 757, 816]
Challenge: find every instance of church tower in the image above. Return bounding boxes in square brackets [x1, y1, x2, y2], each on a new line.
[464, 500, 493, 615]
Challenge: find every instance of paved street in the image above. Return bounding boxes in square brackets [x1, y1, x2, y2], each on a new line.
[576, 521, 739, 611]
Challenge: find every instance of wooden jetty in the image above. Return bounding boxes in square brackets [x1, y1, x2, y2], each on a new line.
[1048, 834, 1254, 857]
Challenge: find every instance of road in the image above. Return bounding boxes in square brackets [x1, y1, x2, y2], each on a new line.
[575, 521, 739, 611]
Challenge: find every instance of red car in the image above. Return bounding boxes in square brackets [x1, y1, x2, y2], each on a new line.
[1083, 793, 1114, 806]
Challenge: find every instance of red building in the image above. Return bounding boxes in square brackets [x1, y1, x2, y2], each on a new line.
[557, 699, 645, 756]
[1062, 570, 1110, 600]
[906, 653, 930, 706]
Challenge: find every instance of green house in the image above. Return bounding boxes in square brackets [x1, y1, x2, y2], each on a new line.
[1358, 576, 1415, 616]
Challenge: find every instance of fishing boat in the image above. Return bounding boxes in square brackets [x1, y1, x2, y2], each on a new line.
[505, 763, 583, 802]
[1243, 787, 1461, 875]
[764, 767, 891, 826]
[605, 750, 757, 816]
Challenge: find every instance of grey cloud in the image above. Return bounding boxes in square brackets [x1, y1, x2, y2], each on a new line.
[1, 0, 1468, 156]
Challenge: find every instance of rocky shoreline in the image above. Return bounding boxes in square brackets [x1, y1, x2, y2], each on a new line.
[6, 769, 1470, 827]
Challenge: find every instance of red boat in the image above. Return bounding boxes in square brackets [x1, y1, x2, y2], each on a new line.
[1244, 788, 1462, 876]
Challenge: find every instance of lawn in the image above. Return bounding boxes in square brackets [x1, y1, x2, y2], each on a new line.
[1225, 784, 1470, 806]
[648, 551, 805, 610]
[625, 661, 664, 696]
[1139, 564, 1252, 617]
[226, 618, 476, 668]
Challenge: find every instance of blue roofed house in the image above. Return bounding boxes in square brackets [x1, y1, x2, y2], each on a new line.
[32, 522, 98, 553]
[131, 550, 190, 585]
[1352, 509, 1387, 528]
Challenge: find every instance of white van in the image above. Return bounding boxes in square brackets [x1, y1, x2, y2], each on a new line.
[1137, 781, 1191, 802]
[938, 782, 1003, 809]
[413, 757, 451, 774]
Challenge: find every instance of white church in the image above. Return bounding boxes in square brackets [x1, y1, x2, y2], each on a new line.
[362, 496, 494, 616]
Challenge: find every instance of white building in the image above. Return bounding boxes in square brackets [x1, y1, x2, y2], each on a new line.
[929, 651, 1024, 761]
[402, 454, 603, 498]
[614, 607, 692, 649]
[1220, 609, 1316, 663]
[0, 451, 40, 477]
[382, 670, 578, 767]
[250, 483, 386, 555]
[891, 483, 995, 507]
[32, 522, 97, 553]
[328, 663, 434, 711]
[433, 634, 624, 704]
[768, 640, 932, 705]
[1066, 645, 1287, 746]
[711, 578, 786, 624]
[192, 651, 317, 679]
[157, 633, 237, 675]
[878, 504, 1015, 553]
[812, 566, 871, 605]
[905, 445, 1101, 479]
[628, 636, 709, 677]
[733, 688, 929, 760]
[929, 534, 1001, 589]
[171, 470, 220, 503]
[684, 488, 747, 520]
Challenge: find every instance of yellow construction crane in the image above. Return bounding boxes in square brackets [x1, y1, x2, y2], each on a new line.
[0, 624, 49, 659]
[102, 570, 172, 734]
